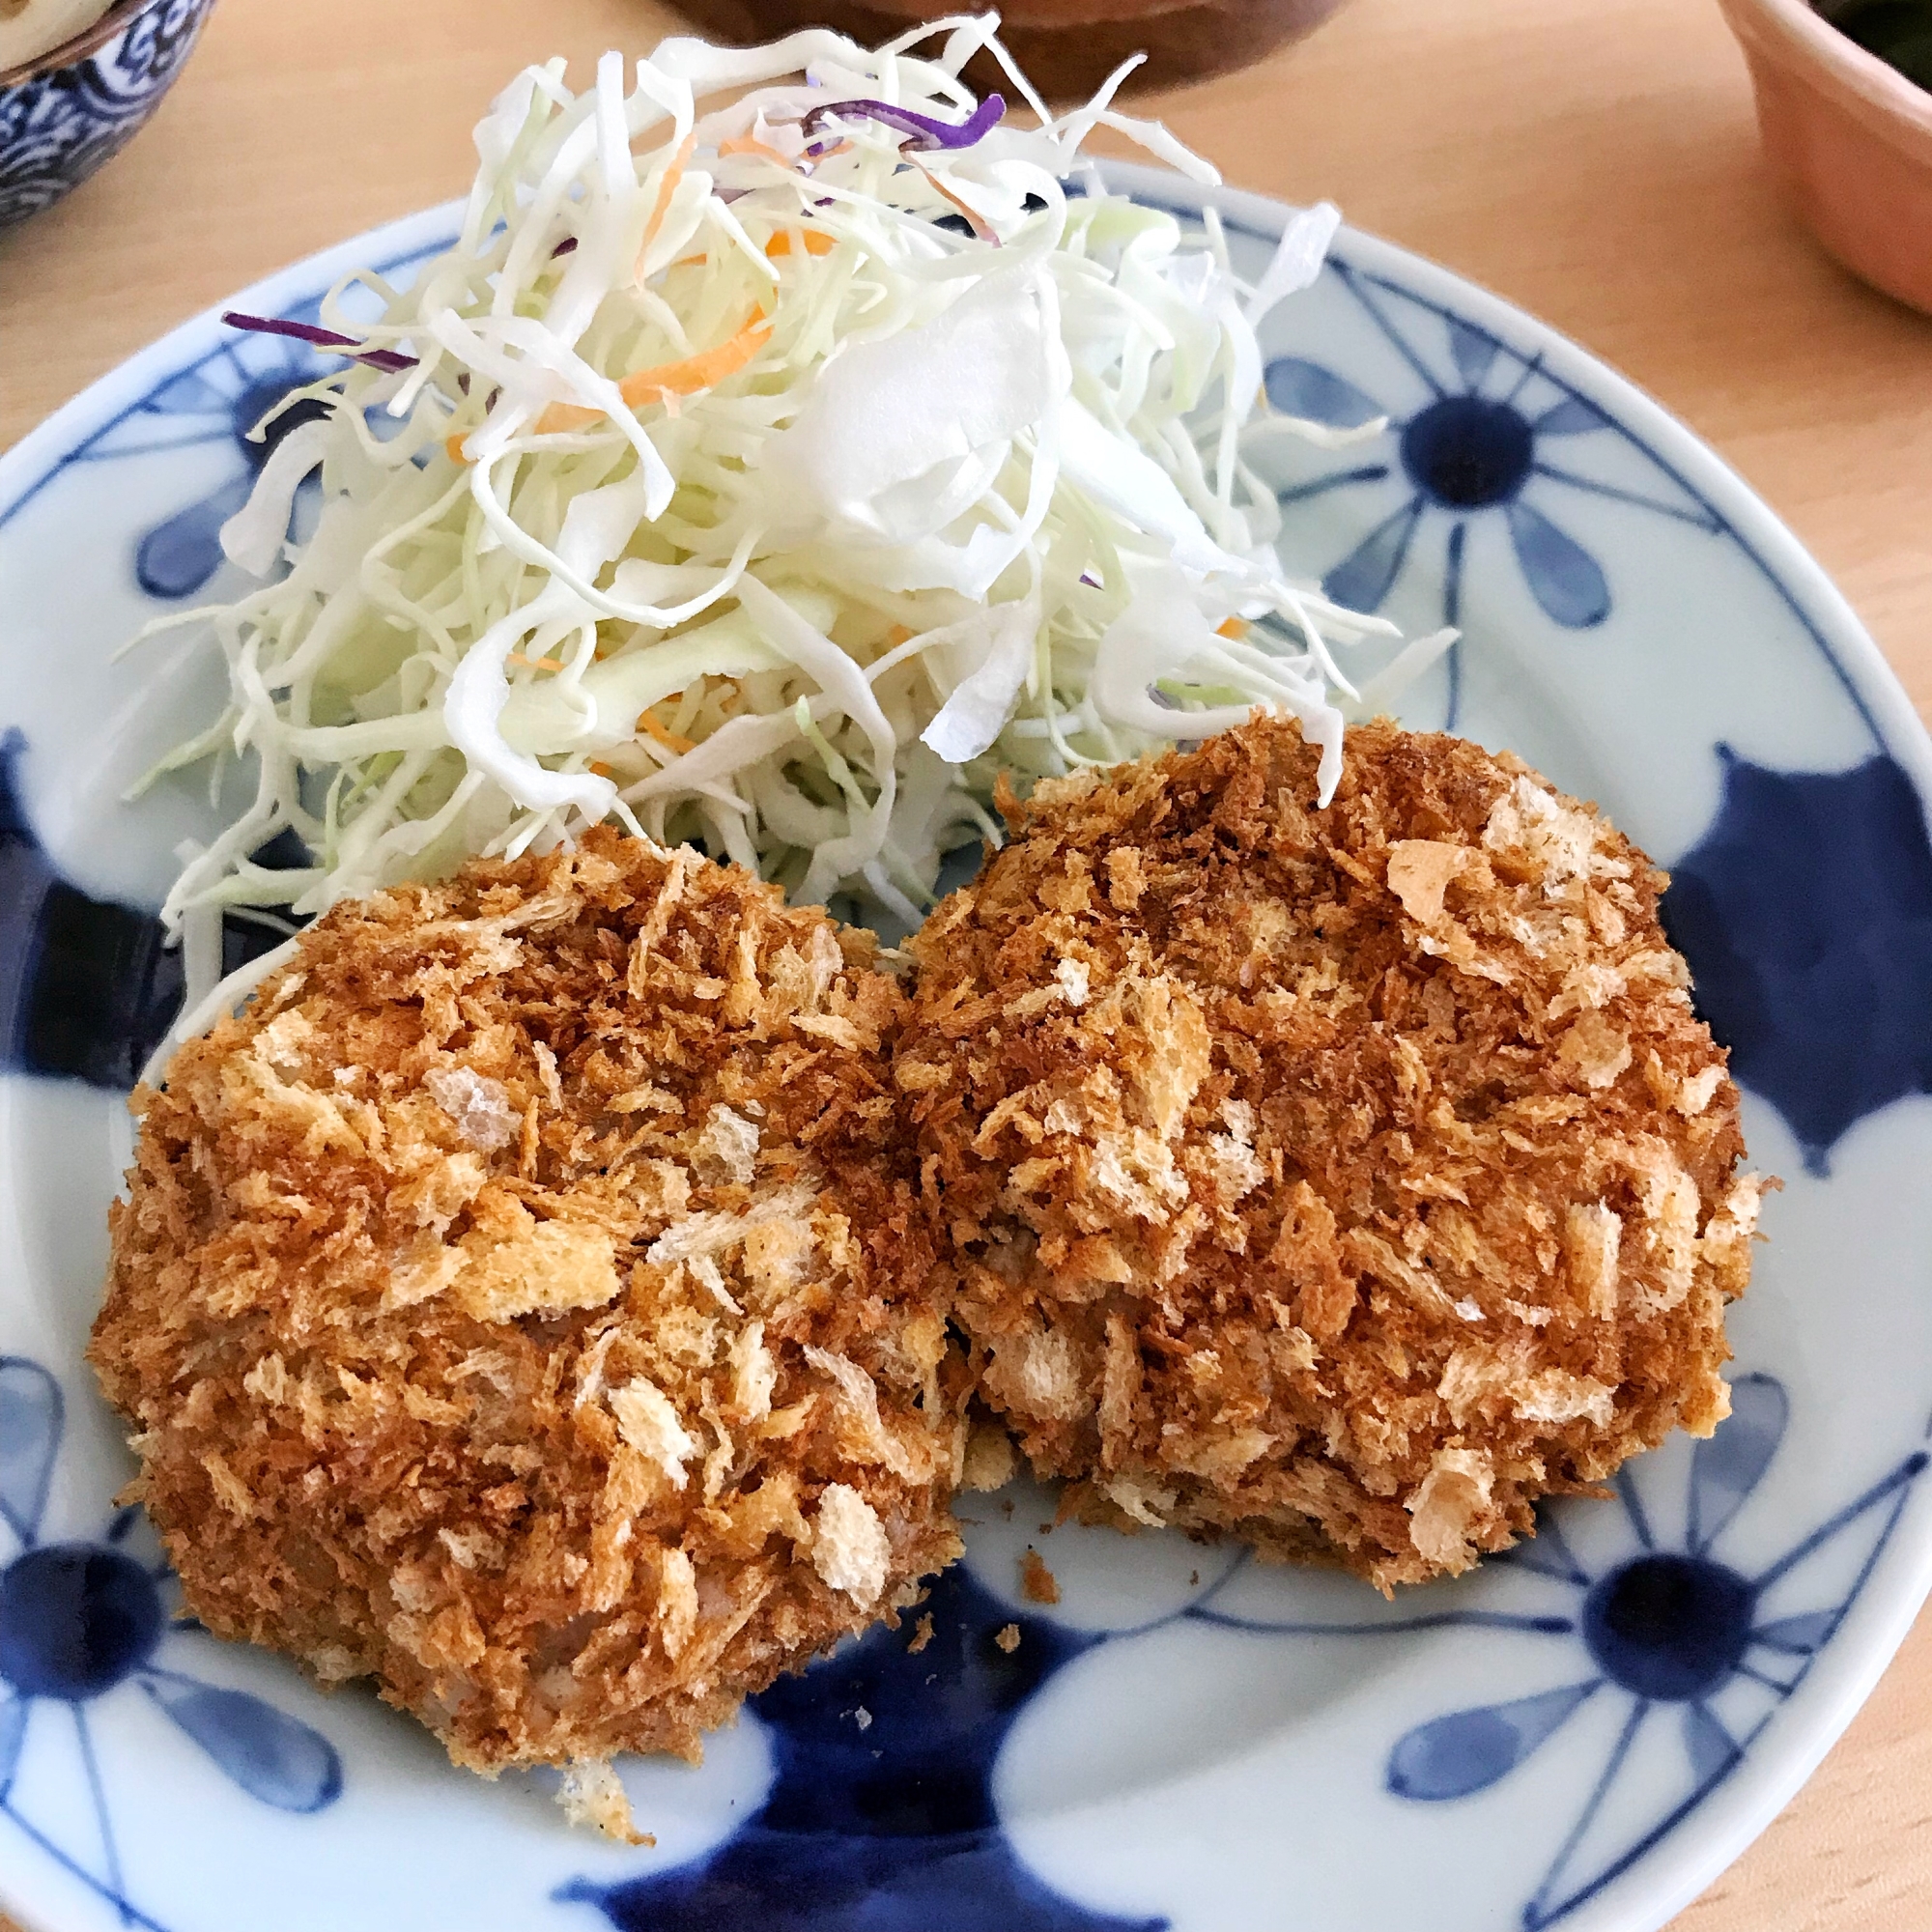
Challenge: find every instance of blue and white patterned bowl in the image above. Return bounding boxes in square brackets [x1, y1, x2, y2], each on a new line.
[0, 0, 214, 230]
[1, 165, 1931, 1932]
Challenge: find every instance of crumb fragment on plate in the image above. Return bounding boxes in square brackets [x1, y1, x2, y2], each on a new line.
[1020, 1548, 1061, 1605]
[558, 1760, 653, 1845]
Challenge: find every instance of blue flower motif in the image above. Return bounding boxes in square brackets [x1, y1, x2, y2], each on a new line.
[1662, 748, 1932, 1175]
[74, 331, 335, 601]
[0, 231, 449, 589]
[1263, 262, 1720, 723]
[565, 1372, 1932, 1932]
[561, 1565, 1165, 1932]
[0, 1356, 344, 1932]
[1370, 1376, 1926, 1928]
[0, 730, 300, 1089]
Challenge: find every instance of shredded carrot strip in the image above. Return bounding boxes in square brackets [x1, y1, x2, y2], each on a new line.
[887, 624, 914, 646]
[722, 134, 793, 166]
[445, 431, 470, 465]
[1216, 617, 1249, 640]
[530, 313, 773, 437]
[765, 228, 837, 258]
[508, 651, 565, 671]
[638, 710, 696, 755]
[615, 315, 772, 407]
[917, 164, 998, 245]
[588, 760, 614, 778]
[635, 132, 696, 282]
[533, 401, 605, 435]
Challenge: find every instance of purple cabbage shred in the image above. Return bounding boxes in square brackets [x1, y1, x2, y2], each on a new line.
[800, 92, 1004, 153]
[222, 311, 416, 373]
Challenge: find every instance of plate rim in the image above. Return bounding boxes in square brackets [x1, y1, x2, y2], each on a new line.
[0, 161, 1927, 1932]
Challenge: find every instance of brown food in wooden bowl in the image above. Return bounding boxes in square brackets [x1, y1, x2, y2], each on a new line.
[665, 0, 1353, 101]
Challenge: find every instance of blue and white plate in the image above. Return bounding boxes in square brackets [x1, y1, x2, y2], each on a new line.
[2, 163, 1931, 1932]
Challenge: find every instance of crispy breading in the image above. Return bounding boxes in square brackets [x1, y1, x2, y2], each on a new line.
[901, 718, 1765, 1590]
[91, 830, 965, 1831]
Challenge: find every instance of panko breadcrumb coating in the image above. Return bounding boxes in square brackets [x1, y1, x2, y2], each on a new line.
[91, 830, 964, 1835]
[901, 717, 1766, 1590]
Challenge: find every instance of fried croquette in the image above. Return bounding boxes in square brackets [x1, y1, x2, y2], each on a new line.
[900, 717, 1766, 1590]
[90, 830, 965, 1835]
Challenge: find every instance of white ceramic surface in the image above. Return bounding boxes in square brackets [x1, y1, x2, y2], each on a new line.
[1, 164, 1930, 1932]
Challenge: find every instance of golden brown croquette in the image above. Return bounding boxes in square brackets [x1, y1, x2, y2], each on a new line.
[899, 717, 1765, 1591]
[91, 830, 965, 1837]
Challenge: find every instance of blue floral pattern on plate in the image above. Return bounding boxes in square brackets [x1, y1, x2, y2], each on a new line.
[122, 357, 333, 603]
[0, 229, 445, 566]
[0, 1358, 342, 1932]
[1662, 750, 1932, 1175]
[1383, 1376, 1928, 1927]
[548, 1372, 1929, 1932]
[560, 1568, 1166, 1932]
[1260, 259, 1720, 725]
[1, 173, 1930, 1932]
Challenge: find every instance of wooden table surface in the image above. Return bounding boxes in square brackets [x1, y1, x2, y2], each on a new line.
[3, 0, 1931, 1925]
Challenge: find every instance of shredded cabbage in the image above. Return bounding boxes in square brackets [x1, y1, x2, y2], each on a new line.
[139, 14, 1438, 976]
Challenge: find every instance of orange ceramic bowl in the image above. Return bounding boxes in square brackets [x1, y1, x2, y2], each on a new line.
[1717, 0, 1932, 312]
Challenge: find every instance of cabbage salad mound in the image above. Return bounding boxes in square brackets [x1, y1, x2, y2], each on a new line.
[134, 13, 1441, 1046]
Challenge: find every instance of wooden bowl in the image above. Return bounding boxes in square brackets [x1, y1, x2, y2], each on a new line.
[665, 0, 1354, 100]
[1717, 0, 1932, 312]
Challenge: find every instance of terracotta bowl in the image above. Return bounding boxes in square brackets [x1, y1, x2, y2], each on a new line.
[667, 0, 1354, 101]
[1717, 0, 1932, 313]
[0, 0, 215, 230]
